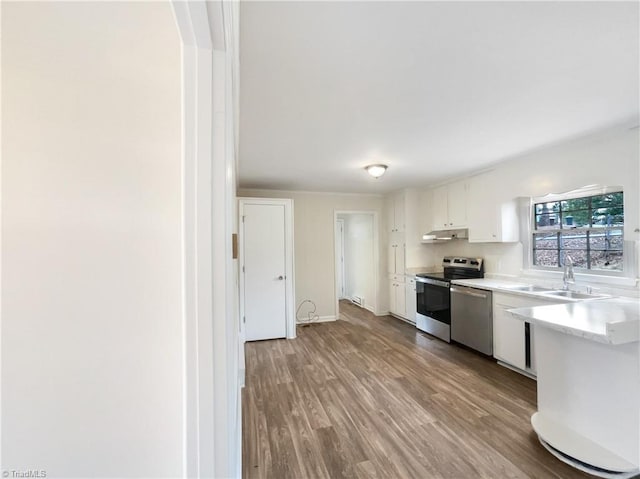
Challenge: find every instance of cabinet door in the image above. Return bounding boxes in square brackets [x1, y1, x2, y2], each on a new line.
[388, 280, 397, 314]
[388, 235, 405, 275]
[431, 185, 449, 230]
[387, 192, 406, 233]
[405, 278, 417, 323]
[396, 242, 405, 275]
[386, 195, 396, 233]
[493, 304, 526, 370]
[388, 244, 397, 274]
[467, 177, 497, 242]
[468, 177, 519, 243]
[394, 192, 405, 233]
[389, 280, 407, 318]
[395, 282, 406, 318]
[447, 181, 468, 228]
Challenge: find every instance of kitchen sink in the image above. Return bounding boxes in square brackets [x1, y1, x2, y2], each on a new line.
[540, 290, 610, 300]
[501, 284, 611, 300]
[502, 284, 553, 292]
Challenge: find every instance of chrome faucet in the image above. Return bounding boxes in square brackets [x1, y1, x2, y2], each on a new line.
[563, 255, 575, 290]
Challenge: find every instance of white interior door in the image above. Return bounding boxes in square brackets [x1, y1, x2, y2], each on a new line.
[243, 203, 287, 341]
[335, 219, 345, 299]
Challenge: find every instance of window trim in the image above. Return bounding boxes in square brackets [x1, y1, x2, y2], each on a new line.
[522, 185, 636, 285]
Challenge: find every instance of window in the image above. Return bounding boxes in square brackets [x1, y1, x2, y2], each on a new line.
[532, 191, 624, 272]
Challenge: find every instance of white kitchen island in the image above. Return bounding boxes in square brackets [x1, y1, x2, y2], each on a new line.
[510, 298, 639, 479]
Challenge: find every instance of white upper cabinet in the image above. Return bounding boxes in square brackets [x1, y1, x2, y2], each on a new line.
[431, 181, 468, 230]
[431, 185, 449, 230]
[447, 181, 468, 228]
[387, 191, 405, 233]
[467, 176, 519, 243]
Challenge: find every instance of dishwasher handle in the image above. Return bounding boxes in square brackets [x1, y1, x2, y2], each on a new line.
[450, 286, 489, 299]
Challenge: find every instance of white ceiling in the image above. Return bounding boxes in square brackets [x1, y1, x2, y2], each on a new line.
[238, 1, 639, 194]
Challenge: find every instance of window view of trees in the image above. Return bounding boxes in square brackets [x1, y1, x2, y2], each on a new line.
[533, 192, 624, 272]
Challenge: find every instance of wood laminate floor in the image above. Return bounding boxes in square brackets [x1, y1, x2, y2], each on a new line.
[242, 301, 594, 478]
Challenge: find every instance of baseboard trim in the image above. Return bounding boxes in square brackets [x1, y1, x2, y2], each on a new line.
[297, 315, 336, 324]
[377, 310, 390, 316]
[364, 304, 376, 314]
[497, 360, 537, 380]
[391, 314, 416, 326]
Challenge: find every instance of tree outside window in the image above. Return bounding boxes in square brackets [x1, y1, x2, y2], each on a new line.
[533, 192, 624, 272]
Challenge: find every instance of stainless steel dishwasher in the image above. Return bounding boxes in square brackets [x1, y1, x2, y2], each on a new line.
[450, 285, 493, 355]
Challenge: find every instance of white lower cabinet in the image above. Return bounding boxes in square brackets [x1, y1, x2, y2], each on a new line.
[405, 277, 417, 324]
[493, 292, 568, 376]
[493, 304, 527, 370]
[389, 274, 406, 319]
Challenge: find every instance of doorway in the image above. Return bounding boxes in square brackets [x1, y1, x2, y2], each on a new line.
[334, 211, 379, 318]
[335, 219, 346, 299]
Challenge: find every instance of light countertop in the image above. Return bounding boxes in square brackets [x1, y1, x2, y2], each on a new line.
[405, 266, 441, 276]
[449, 278, 570, 300]
[509, 298, 639, 345]
[450, 278, 617, 302]
[451, 278, 533, 292]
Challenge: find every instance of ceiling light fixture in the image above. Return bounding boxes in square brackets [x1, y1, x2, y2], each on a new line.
[365, 164, 388, 178]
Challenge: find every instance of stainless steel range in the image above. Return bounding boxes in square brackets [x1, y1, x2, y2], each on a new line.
[415, 256, 484, 342]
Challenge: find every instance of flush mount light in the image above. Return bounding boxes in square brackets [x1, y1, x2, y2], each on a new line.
[365, 164, 388, 178]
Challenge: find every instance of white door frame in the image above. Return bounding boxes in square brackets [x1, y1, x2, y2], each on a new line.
[172, 3, 215, 477]
[335, 218, 346, 299]
[239, 198, 296, 340]
[333, 210, 380, 318]
[172, 2, 240, 478]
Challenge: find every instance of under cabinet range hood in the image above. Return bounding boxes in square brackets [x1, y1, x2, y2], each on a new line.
[421, 228, 468, 243]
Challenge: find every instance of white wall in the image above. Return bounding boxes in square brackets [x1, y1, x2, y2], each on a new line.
[2, 3, 183, 477]
[338, 214, 375, 312]
[238, 190, 385, 319]
[411, 126, 640, 283]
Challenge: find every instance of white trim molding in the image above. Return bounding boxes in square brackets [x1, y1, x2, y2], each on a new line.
[172, 1, 242, 478]
[297, 315, 337, 324]
[172, 2, 215, 477]
[333, 210, 381, 319]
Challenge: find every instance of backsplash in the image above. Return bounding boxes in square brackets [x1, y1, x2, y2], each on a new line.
[408, 240, 524, 276]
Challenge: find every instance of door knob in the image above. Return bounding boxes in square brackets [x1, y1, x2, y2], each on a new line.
[277, 275, 285, 280]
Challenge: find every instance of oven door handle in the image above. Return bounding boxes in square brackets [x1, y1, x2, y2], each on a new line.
[416, 277, 449, 288]
[450, 286, 488, 299]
